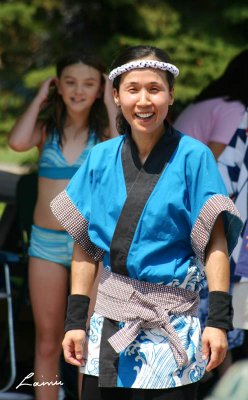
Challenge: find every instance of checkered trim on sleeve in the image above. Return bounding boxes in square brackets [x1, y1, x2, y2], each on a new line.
[50, 190, 104, 261]
[191, 194, 242, 265]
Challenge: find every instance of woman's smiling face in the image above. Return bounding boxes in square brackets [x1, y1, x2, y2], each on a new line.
[113, 66, 174, 139]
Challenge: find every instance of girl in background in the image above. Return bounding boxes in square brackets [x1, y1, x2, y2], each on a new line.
[8, 51, 117, 400]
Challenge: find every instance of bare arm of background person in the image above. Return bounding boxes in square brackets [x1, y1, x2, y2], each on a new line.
[8, 77, 55, 151]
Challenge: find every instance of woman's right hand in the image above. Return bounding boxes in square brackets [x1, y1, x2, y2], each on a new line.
[62, 329, 86, 366]
[36, 77, 56, 107]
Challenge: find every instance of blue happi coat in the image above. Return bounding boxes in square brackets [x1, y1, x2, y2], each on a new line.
[51, 124, 242, 389]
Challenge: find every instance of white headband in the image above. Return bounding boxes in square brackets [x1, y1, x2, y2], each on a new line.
[109, 59, 179, 81]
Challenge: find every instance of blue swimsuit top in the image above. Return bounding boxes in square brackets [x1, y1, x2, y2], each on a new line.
[38, 129, 99, 179]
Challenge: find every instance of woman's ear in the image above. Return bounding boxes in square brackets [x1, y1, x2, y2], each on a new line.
[169, 88, 174, 106]
[113, 88, 121, 107]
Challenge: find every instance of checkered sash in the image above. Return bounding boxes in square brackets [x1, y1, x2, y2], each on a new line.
[95, 268, 200, 369]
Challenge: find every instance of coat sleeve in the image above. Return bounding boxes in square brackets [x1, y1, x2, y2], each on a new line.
[186, 145, 243, 265]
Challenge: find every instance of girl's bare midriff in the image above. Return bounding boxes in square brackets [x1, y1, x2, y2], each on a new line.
[33, 177, 70, 230]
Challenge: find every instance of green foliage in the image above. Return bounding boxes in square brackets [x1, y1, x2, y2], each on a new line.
[0, 0, 247, 165]
[24, 66, 56, 89]
[0, 3, 37, 31]
[224, 5, 248, 24]
[139, 3, 180, 38]
[0, 146, 38, 166]
[0, 203, 5, 218]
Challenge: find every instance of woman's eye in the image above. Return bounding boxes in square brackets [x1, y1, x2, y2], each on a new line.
[128, 88, 137, 93]
[150, 87, 159, 93]
[65, 81, 74, 85]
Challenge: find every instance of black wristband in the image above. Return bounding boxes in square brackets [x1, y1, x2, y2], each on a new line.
[206, 291, 233, 331]
[64, 294, 90, 333]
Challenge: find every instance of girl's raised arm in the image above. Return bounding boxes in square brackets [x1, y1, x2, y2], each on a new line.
[103, 74, 119, 138]
[8, 77, 55, 151]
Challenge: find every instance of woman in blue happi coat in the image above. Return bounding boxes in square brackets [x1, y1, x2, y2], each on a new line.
[51, 45, 242, 400]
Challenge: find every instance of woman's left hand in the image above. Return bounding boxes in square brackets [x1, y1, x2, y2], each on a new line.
[202, 326, 228, 371]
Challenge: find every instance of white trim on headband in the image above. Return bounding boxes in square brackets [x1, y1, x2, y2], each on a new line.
[108, 59, 179, 81]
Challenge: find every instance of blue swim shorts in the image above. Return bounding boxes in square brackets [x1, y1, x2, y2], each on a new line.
[28, 224, 74, 268]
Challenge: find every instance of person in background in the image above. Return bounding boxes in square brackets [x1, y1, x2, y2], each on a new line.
[174, 49, 248, 375]
[8, 51, 117, 400]
[233, 220, 248, 345]
[51, 45, 242, 400]
[204, 360, 248, 400]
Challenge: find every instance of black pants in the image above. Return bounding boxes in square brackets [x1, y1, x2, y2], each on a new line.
[81, 375, 199, 400]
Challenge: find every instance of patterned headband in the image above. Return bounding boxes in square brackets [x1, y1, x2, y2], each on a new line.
[109, 59, 179, 81]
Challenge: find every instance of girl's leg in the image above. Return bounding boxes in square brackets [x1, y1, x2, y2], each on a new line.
[29, 256, 68, 400]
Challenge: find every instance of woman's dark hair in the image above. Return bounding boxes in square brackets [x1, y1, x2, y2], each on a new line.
[194, 49, 248, 106]
[110, 45, 175, 135]
[40, 51, 108, 144]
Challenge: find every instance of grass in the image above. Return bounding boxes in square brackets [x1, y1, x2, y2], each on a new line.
[0, 145, 38, 166]
[0, 133, 38, 166]
[0, 140, 38, 218]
